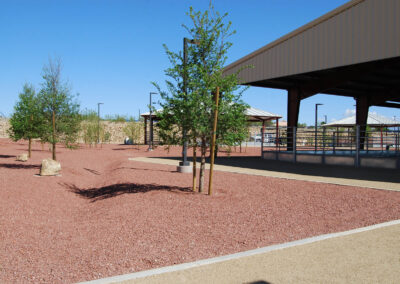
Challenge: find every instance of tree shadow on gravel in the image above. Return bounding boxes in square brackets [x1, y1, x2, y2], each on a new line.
[83, 168, 101, 175]
[0, 163, 40, 169]
[17, 149, 48, 152]
[0, 155, 14, 158]
[113, 167, 175, 173]
[65, 183, 192, 202]
[112, 147, 143, 151]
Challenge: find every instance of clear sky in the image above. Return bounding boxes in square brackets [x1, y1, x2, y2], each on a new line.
[1, 0, 399, 125]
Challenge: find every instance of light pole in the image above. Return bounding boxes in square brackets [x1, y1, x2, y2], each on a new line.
[97, 103, 103, 144]
[315, 103, 323, 152]
[179, 37, 199, 172]
[148, 92, 157, 151]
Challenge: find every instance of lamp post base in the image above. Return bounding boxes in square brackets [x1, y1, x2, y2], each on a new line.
[177, 164, 192, 173]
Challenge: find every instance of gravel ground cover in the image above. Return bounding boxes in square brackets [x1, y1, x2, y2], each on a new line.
[1, 138, 399, 283]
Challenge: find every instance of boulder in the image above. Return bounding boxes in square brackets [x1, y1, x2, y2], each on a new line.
[40, 158, 61, 176]
[16, 153, 28, 162]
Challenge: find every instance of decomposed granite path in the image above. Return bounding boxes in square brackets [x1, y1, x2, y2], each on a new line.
[81, 220, 400, 284]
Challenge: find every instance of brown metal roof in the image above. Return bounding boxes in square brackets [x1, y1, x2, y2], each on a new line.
[224, 0, 400, 94]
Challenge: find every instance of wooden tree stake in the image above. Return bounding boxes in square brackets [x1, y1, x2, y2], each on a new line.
[208, 86, 220, 196]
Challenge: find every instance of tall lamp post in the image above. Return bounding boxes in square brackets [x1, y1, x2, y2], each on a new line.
[315, 103, 323, 152]
[97, 102, 103, 144]
[148, 92, 157, 151]
[179, 37, 199, 173]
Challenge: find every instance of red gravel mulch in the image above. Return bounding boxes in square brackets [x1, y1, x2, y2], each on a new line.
[1, 138, 399, 283]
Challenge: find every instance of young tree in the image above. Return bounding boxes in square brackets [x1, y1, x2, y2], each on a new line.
[37, 58, 81, 160]
[8, 83, 44, 157]
[155, 6, 249, 193]
[123, 121, 143, 146]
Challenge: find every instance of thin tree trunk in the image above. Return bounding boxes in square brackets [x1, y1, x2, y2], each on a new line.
[52, 110, 56, 161]
[28, 138, 32, 158]
[28, 114, 33, 158]
[199, 137, 207, 193]
[192, 142, 197, 192]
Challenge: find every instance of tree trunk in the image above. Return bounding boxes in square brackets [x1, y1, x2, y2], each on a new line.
[28, 138, 32, 158]
[192, 142, 197, 192]
[199, 137, 207, 193]
[52, 110, 56, 161]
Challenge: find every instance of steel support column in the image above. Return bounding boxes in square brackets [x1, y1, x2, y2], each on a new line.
[287, 88, 301, 151]
[261, 120, 265, 156]
[355, 96, 369, 150]
[144, 117, 148, 145]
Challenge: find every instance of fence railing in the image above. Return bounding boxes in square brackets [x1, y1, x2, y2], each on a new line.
[261, 125, 400, 156]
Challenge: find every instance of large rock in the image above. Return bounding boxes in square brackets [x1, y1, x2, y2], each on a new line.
[40, 158, 61, 176]
[16, 153, 28, 162]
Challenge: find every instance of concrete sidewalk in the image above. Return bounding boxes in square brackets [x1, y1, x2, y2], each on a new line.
[81, 220, 400, 284]
[128, 157, 400, 191]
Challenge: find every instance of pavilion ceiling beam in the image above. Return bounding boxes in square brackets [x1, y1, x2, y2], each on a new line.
[297, 61, 394, 99]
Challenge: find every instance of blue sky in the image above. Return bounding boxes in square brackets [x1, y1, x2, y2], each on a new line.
[1, 0, 399, 125]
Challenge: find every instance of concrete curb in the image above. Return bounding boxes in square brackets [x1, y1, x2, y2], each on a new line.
[78, 219, 400, 284]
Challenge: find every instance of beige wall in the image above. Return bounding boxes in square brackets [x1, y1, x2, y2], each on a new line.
[0, 118, 145, 144]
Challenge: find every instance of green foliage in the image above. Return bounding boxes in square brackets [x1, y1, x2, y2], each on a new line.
[104, 114, 130, 123]
[8, 84, 44, 143]
[81, 121, 110, 146]
[37, 58, 81, 158]
[153, 5, 249, 192]
[80, 109, 99, 122]
[154, 5, 249, 149]
[123, 121, 142, 144]
[80, 109, 111, 146]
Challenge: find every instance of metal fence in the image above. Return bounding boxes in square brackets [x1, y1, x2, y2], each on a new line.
[261, 125, 400, 155]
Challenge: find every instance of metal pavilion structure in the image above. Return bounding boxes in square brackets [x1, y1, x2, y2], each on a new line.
[223, 0, 400, 168]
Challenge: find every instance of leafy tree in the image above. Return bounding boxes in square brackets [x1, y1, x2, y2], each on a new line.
[154, 6, 248, 193]
[8, 83, 44, 157]
[37, 58, 81, 160]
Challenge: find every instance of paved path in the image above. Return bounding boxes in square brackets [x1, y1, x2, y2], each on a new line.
[129, 157, 400, 191]
[81, 220, 400, 284]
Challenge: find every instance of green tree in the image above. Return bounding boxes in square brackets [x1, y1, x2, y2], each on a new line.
[37, 58, 81, 160]
[8, 83, 44, 157]
[154, 6, 248, 193]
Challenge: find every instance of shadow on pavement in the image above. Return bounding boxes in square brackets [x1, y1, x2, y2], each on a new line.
[156, 156, 400, 184]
